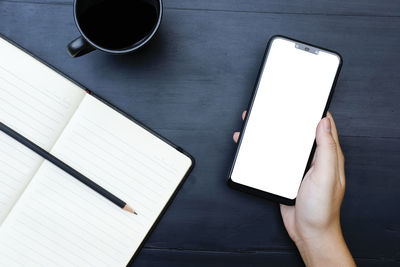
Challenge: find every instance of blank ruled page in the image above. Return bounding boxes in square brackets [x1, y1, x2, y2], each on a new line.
[0, 94, 193, 266]
[52, 95, 192, 262]
[0, 37, 85, 150]
[0, 132, 43, 224]
[0, 161, 146, 266]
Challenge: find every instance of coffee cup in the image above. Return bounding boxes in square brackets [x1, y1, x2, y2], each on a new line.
[67, 0, 163, 57]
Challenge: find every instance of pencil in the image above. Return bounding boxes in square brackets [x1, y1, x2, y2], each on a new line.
[0, 122, 137, 215]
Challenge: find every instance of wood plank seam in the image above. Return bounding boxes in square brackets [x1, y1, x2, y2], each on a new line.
[141, 247, 400, 261]
[1, 0, 400, 18]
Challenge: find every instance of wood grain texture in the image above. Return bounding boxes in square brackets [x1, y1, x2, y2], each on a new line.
[167, 0, 400, 17]
[0, 2, 399, 138]
[134, 248, 400, 267]
[0, 0, 399, 266]
[136, 248, 305, 267]
[2, 0, 400, 17]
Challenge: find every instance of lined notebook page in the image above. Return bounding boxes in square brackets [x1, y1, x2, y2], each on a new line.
[0, 161, 144, 266]
[0, 37, 85, 150]
[51, 95, 193, 218]
[0, 132, 43, 224]
[0, 94, 192, 266]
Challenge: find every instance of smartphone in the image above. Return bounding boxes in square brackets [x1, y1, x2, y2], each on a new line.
[228, 35, 342, 205]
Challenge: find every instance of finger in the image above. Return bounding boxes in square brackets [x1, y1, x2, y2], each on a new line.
[309, 113, 340, 169]
[242, 110, 247, 121]
[326, 112, 345, 186]
[233, 132, 240, 143]
[280, 204, 293, 216]
[310, 143, 317, 167]
[280, 204, 295, 235]
[327, 112, 344, 159]
[312, 117, 338, 183]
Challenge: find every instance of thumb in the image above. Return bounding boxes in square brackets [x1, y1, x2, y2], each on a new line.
[312, 117, 338, 177]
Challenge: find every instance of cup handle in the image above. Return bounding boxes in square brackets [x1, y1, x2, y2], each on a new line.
[67, 36, 95, 57]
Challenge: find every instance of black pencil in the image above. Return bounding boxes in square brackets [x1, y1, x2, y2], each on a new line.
[0, 122, 137, 215]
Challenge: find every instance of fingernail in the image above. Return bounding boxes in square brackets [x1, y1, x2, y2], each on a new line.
[323, 117, 331, 132]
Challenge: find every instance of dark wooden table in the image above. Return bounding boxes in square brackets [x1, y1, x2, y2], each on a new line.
[1, 0, 399, 266]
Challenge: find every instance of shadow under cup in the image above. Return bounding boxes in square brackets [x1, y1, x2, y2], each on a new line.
[67, 0, 163, 57]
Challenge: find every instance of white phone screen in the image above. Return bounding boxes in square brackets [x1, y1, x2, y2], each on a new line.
[230, 37, 341, 200]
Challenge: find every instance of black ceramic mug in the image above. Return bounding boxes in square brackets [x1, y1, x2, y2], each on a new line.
[67, 0, 163, 57]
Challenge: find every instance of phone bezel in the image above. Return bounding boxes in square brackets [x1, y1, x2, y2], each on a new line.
[227, 35, 343, 205]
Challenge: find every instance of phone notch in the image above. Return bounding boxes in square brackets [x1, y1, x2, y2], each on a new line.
[295, 42, 319, 55]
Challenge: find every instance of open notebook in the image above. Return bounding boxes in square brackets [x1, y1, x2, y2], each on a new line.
[0, 36, 193, 266]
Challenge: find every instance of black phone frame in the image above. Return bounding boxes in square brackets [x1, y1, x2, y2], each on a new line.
[0, 33, 195, 266]
[227, 35, 343, 206]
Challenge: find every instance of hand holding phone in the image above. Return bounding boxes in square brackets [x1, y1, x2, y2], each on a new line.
[228, 36, 342, 204]
[233, 112, 355, 266]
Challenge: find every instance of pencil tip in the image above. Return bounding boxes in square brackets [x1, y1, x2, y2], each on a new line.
[123, 204, 136, 214]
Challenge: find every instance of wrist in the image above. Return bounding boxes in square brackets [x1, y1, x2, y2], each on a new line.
[294, 225, 355, 267]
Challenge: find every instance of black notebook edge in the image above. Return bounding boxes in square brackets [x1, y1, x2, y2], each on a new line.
[0, 33, 195, 266]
